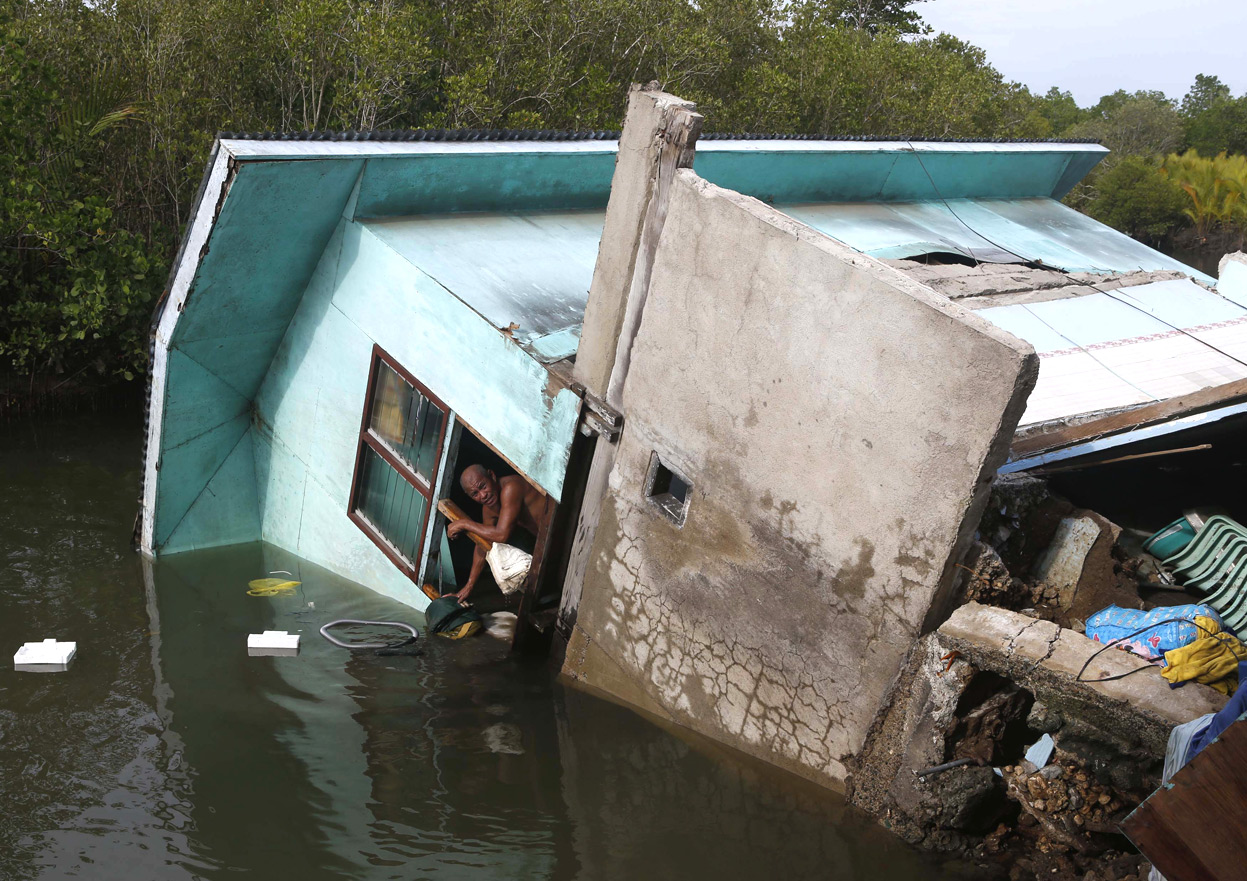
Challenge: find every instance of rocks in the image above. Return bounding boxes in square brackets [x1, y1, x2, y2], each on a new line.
[963, 541, 1031, 610]
[1027, 701, 1063, 734]
[970, 476, 1147, 629]
[1001, 758, 1135, 860]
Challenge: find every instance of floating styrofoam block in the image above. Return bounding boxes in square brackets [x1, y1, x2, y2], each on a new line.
[14, 639, 77, 672]
[247, 631, 300, 657]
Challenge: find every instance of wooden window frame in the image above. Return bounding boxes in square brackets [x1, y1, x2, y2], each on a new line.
[347, 344, 449, 580]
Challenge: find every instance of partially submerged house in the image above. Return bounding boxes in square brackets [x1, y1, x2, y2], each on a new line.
[140, 87, 1247, 798]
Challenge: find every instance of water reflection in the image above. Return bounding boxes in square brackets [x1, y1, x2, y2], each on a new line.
[0, 414, 959, 879]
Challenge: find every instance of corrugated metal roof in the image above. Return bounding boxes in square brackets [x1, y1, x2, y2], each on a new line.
[781, 198, 1209, 278]
[364, 210, 602, 362]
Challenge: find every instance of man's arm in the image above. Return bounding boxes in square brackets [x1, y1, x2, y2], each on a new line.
[447, 479, 522, 544]
[455, 505, 497, 602]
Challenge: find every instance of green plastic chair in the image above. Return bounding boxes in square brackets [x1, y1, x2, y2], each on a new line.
[1144, 517, 1200, 559]
[1220, 589, 1247, 634]
[1172, 534, 1242, 586]
[1179, 536, 1247, 589]
[1200, 554, 1247, 607]
[1164, 516, 1245, 570]
[1163, 526, 1220, 571]
[1168, 521, 1247, 579]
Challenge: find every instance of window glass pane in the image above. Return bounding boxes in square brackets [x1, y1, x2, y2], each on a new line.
[356, 446, 428, 564]
[368, 362, 444, 482]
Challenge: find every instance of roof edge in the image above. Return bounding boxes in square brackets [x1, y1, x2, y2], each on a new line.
[218, 128, 1104, 146]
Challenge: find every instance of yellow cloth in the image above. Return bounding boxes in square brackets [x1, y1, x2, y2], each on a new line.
[1162, 616, 1247, 695]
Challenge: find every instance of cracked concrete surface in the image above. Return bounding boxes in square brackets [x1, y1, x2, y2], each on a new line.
[940, 603, 1225, 731]
[563, 172, 1037, 790]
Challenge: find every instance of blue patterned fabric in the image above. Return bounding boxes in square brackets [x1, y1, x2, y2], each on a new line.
[1086, 604, 1222, 660]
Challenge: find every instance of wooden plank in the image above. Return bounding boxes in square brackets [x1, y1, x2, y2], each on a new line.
[513, 498, 557, 653]
[436, 498, 492, 552]
[1028, 444, 1212, 475]
[1011, 379, 1247, 459]
[1122, 718, 1247, 881]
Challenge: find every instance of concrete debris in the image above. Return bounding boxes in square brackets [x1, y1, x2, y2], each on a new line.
[1025, 733, 1055, 769]
[848, 601, 1226, 878]
[885, 260, 1193, 310]
[971, 476, 1145, 628]
[1033, 518, 1102, 610]
[962, 541, 1031, 610]
[1027, 701, 1063, 734]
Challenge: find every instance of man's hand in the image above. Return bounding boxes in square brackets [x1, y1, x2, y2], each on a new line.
[454, 585, 474, 604]
[446, 520, 469, 540]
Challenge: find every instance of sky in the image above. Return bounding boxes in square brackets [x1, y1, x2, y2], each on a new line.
[918, 0, 1247, 106]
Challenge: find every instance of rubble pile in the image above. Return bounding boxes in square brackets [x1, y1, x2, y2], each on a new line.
[855, 466, 1240, 879]
[962, 542, 1031, 610]
[968, 475, 1155, 629]
[962, 541, 1070, 619]
[977, 756, 1150, 881]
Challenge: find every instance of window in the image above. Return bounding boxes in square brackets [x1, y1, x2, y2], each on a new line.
[646, 452, 691, 527]
[349, 347, 448, 575]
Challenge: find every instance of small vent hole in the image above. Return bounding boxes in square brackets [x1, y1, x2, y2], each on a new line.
[646, 454, 691, 527]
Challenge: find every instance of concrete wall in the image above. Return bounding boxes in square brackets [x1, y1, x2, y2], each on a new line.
[562, 169, 1038, 789]
[251, 216, 582, 609]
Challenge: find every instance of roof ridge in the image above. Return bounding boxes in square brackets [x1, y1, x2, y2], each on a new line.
[216, 129, 1103, 146]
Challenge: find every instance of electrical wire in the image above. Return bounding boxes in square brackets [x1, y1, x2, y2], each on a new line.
[1097, 285, 1247, 372]
[1075, 615, 1247, 684]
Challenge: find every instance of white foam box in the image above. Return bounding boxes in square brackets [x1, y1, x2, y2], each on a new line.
[14, 639, 77, 672]
[247, 631, 300, 657]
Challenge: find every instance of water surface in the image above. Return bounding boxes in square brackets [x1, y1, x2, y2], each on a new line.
[0, 410, 963, 879]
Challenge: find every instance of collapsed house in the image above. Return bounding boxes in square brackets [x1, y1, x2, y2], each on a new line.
[139, 86, 1247, 876]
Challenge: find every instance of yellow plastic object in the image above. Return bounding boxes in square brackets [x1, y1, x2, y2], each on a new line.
[437, 621, 482, 640]
[247, 578, 301, 597]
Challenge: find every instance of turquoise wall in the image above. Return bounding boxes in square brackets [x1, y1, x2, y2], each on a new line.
[155, 159, 363, 553]
[250, 217, 581, 608]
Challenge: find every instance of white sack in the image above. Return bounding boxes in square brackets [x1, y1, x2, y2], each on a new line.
[486, 543, 531, 595]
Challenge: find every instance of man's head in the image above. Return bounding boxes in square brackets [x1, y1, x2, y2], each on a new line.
[460, 464, 500, 509]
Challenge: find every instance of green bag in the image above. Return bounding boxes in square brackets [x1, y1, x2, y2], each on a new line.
[425, 596, 483, 639]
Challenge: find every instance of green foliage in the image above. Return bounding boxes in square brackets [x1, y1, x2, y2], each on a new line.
[4, 0, 1247, 392]
[1066, 90, 1185, 157]
[1180, 74, 1247, 157]
[715, 23, 1044, 137]
[1031, 87, 1089, 137]
[1083, 156, 1188, 243]
[1163, 150, 1247, 237]
[0, 14, 164, 383]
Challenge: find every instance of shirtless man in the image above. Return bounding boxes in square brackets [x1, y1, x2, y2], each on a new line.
[446, 464, 551, 602]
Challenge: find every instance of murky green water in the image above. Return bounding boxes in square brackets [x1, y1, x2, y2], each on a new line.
[0, 410, 964, 879]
